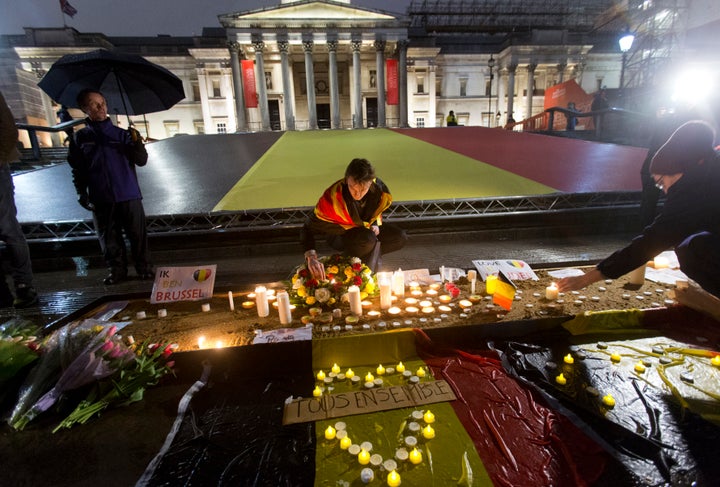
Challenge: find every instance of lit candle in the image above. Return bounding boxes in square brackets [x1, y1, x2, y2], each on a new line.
[602, 394, 616, 407]
[458, 299, 473, 308]
[405, 306, 419, 314]
[228, 291, 235, 311]
[325, 425, 336, 440]
[392, 269, 405, 297]
[358, 448, 370, 465]
[345, 368, 355, 378]
[419, 300, 433, 308]
[485, 275, 498, 294]
[555, 373, 567, 385]
[396, 361, 405, 373]
[439, 265, 445, 282]
[653, 256, 670, 269]
[365, 372, 375, 382]
[316, 370, 326, 381]
[423, 410, 435, 424]
[408, 447, 423, 464]
[313, 386, 323, 398]
[378, 272, 393, 310]
[340, 435, 352, 450]
[277, 290, 292, 325]
[438, 294, 452, 304]
[361, 300, 372, 309]
[416, 367, 426, 378]
[377, 364, 386, 375]
[404, 297, 418, 305]
[331, 363, 341, 374]
[388, 306, 402, 315]
[255, 286, 269, 318]
[467, 269, 477, 294]
[610, 352, 621, 363]
[545, 283, 559, 300]
[563, 354, 574, 364]
[387, 470, 401, 487]
[348, 285, 362, 316]
[422, 424, 435, 439]
[197, 335, 206, 349]
[242, 300, 255, 309]
[712, 355, 720, 367]
[421, 306, 435, 314]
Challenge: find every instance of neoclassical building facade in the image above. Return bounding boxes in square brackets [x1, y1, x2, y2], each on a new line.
[3, 0, 707, 146]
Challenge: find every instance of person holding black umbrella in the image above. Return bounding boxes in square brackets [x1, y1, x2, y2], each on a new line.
[68, 89, 153, 284]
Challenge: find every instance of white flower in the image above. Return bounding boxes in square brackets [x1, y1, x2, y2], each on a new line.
[315, 287, 332, 303]
[293, 278, 304, 290]
[350, 257, 361, 265]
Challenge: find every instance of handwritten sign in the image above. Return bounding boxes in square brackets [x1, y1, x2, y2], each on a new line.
[282, 379, 456, 425]
[472, 259, 539, 281]
[150, 265, 217, 304]
[253, 327, 313, 344]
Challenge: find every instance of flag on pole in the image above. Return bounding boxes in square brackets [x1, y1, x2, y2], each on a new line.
[492, 270, 516, 310]
[60, 0, 78, 17]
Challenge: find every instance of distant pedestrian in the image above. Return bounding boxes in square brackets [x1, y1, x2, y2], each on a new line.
[68, 89, 154, 285]
[446, 110, 458, 127]
[566, 102, 577, 131]
[0, 91, 38, 308]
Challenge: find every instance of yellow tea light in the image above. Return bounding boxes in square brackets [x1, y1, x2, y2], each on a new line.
[423, 410, 435, 424]
[408, 281, 421, 291]
[331, 363, 341, 374]
[376, 364, 386, 375]
[425, 289, 438, 296]
[458, 299, 473, 308]
[241, 300, 255, 309]
[411, 289, 423, 297]
[610, 353, 621, 363]
[422, 424, 435, 439]
[416, 367, 426, 378]
[361, 300, 373, 309]
[634, 362, 646, 373]
[358, 448, 370, 465]
[367, 310, 381, 318]
[340, 435, 352, 450]
[563, 354, 574, 364]
[602, 394, 616, 407]
[428, 283, 441, 290]
[313, 386, 323, 397]
[396, 361, 406, 373]
[365, 372, 375, 382]
[325, 425, 336, 440]
[555, 373, 567, 385]
[387, 470, 401, 487]
[712, 355, 720, 367]
[545, 282, 559, 300]
[345, 368, 354, 378]
[409, 447, 423, 464]
[316, 370, 326, 381]
[438, 305, 452, 312]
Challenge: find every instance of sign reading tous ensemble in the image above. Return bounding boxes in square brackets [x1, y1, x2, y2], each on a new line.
[151, 265, 217, 304]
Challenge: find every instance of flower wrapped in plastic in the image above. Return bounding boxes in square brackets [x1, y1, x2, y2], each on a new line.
[0, 318, 42, 402]
[289, 254, 377, 309]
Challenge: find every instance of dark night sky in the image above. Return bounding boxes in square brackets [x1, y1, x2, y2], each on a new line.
[0, 0, 412, 37]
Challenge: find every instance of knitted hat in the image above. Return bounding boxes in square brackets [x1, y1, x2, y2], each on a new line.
[650, 120, 716, 175]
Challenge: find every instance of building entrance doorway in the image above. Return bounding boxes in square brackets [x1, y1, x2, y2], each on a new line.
[366, 98, 378, 128]
[268, 100, 281, 130]
[317, 103, 331, 129]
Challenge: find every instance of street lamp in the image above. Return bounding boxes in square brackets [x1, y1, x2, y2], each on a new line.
[487, 55, 495, 126]
[618, 31, 635, 97]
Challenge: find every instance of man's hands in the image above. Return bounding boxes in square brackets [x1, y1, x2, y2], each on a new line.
[78, 193, 95, 211]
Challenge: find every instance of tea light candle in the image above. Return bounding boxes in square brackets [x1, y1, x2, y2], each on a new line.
[340, 435, 352, 450]
[157, 308, 167, 318]
[317, 370, 326, 381]
[423, 410, 435, 424]
[367, 310, 381, 318]
[712, 355, 720, 367]
[201, 303, 211, 312]
[361, 300, 373, 309]
[405, 306, 419, 314]
[313, 386, 322, 398]
[416, 367, 426, 378]
[425, 289, 438, 297]
[545, 282, 559, 300]
[485, 275, 498, 294]
[331, 363, 341, 374]
[421, 306, 435, 314]
[242, 300, 255, 309]
[377, 364, 386, 375]
[422, 424, 435, 439]
[634, 361, 646, 373]
[228, 291, 235, 311]
[468, 269, 478, 294]
[458, 299, 473, 308]
[392, 270, 405, 297]
[325, 425, 336, 440]
[438, 294, 452, 304]
[365, 372, 375, 382]
[255, 286, 269, 317]
[602, 394, 616, 407]
[409, 447, 423, 465]
[418, 300, 432, 308]
[563, 354, 574, 364]
[348, 285, 362, 316]
[610, 352, 621, 363]
[438, 305, 452, 312]
[388, 306, 402, 315]
[136, 311, 146, 319]
[555, 373, 567, 385]
[277, 290, 292, 325]
[411, 289, 423, 297]
[387, 470, 401, 487]
[396, 361, 405, 373]
[358, 448, 370, 465]
[345, 368, 354, 378]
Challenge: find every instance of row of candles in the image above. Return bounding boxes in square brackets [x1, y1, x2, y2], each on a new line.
[313, 362, 427, 395]
[321, 407, 437, 486]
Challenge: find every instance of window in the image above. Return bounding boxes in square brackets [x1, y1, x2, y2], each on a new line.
[369, 70, 376, 88]
[133, 121, 149, 140]
[193, 120, 205, 134]
[216, 122, 227, 134]
[191, 82, 200, 101]
[417, 75, 425, 94]
[163, 121, 179, 138]
[212, 79, 221, 98]
[485, 79, 491, 96]
[416, 117, 425, 128]
[460, 78, 468, 97]
[435, 78, 442, 97]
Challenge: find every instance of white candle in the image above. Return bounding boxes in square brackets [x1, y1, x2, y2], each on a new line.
[392, 269, 405, 297]
[276, 290, 292, 325]
[467, 270, 477, 294]
[545, 282, 559, 300]
[228, 291, 235, 311]
[628, 265, 646, 286]
[378, 272, 393, 310]
[201, 303, 210, 312]
[439, 266, 445, 282]
[157, 308, 167, 318]
[255, 286, 270, 317]
[348, 285, 362, 316]
[653, 256, 670, 269]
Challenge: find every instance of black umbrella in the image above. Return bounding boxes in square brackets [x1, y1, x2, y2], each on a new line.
[38, 48, 185, 118]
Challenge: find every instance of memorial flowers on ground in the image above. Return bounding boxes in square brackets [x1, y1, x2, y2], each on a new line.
[289, 254, 377, 308]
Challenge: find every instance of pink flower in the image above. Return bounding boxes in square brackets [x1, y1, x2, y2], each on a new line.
[162, 344, 174, 358]
[106, 325, 118, 337]
[100, 341, 114, 353]
[165, 361, 175, 369]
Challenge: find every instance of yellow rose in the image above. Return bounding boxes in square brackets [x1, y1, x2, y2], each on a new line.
[360, 291, 368, 300]
[329, 297, 336, 305]
[364, 281, 375, 294]
[327, 265, 339, 274]
[344, 267, 354, 278]
[291, 275, 298, 284]
[297, 286, 307, 297]
[362, 267, 372, 276]
[305, 296, 316, 305]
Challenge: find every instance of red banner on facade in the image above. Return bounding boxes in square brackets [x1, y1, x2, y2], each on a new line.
[241, 60, 258, 108]
[386, 59, 398, 105]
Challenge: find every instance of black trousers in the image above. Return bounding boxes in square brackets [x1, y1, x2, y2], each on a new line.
[675, 231, 720, 298]
[93, 199, 152, 275]
[327, 223, 407, 271]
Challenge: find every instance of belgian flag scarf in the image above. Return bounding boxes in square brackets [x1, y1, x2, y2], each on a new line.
[314, 179, 392, 230]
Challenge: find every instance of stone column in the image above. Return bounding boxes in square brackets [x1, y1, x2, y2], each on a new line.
[497, 68, 506, 123]
[506, 64, 516, 122]
[327, 40, 340, 129]
[398, 40, 409, 128]
[278, 40, 295, 131]
[351, 40, 363, 129]
[303, 40, 317, 130]
[253, 40, 270, 131]
[374, 40, 386, 128]
[228, 41, 247, 132]
[525, 63, 536, 120]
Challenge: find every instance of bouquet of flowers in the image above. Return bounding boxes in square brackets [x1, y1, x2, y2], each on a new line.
[0, 318, 42, 403]
[289, 254, 377, 308]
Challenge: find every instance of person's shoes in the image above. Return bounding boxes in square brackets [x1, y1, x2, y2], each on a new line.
[103, 271, 127, 285]
[13, 286, 38, 308]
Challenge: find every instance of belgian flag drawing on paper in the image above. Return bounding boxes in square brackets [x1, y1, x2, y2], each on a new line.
[492, 270, 516, 310]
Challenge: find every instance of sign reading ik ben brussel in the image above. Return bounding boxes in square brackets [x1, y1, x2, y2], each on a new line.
[150, 265, 217, 304]
[282, 380, 457, 425]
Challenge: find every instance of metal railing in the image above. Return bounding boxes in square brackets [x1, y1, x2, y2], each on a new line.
[15, 119, 85, 159]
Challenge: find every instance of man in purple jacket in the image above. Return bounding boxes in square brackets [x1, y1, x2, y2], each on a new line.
[68, 89, 153, 284]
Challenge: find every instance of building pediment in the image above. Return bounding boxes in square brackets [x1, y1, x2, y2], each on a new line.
[219, 0, 401, 29]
